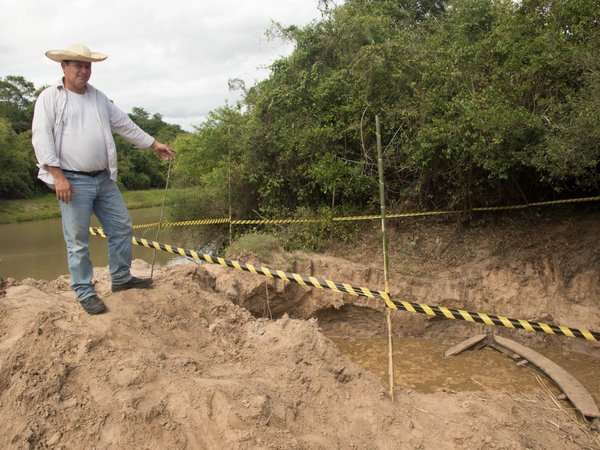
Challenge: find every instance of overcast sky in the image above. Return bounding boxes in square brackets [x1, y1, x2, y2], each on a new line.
[0, 0, 330, 131]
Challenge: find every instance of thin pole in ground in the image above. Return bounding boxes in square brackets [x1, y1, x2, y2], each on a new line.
[227, 126, 233, 244]
[376, 115, 394, 401]
[150, 157, 173, 279]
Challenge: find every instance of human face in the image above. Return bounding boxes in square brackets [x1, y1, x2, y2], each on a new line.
[61, 60, 92, 94]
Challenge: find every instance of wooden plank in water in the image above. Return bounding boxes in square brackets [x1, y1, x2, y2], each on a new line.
[444, 334, 487, 358]
[493, 335, 600, 419]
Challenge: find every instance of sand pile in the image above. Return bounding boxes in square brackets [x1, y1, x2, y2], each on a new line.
[1, 254, 599, 449]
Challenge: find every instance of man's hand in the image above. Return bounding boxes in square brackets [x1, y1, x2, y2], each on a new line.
[151, 140, 177, 160]
[47, 166, 72, 203]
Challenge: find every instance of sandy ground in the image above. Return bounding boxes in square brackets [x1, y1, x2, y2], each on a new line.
[1, 210, 600, 449]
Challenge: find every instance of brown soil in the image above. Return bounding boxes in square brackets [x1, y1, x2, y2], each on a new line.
[1, 209, 599, 449]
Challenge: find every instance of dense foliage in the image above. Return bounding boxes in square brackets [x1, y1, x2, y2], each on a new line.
[3, 0, 598, 222]
[0, 76, 184, 199]
[115, 107, 184, 190]
[0, 76, 42, 198]
[172, 0, 600, 222]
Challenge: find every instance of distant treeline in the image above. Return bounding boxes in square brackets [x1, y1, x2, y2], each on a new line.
[0, 75, 185, 199]
[172, 0, 600, 225]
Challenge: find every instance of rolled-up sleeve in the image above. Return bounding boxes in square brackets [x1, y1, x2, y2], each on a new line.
[32, 89, 60, 169]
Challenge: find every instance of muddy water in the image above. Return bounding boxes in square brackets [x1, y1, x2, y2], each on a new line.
[331, 337, 600, 404]
[0, 207, 189, 281]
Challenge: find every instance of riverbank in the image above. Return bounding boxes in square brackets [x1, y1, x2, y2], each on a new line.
[0, 188, 193, 224]
[1, 209, 599, 448]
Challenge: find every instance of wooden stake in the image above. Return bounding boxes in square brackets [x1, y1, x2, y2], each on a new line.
[376, 115, 394, 401]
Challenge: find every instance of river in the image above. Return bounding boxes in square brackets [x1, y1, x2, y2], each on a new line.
[0, 207, 192, 281]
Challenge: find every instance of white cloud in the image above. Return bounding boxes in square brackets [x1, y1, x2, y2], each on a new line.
[0, 0, 326, 131]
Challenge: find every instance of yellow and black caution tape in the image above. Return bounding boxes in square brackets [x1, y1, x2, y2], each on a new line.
[130, 195, 600, 230]
[90, 227, 600, 342]
[133, 218, 230, 230]
[472, 195, 600, 212]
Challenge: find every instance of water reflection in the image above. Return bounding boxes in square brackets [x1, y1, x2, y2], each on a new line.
[0, 207, 194, 281]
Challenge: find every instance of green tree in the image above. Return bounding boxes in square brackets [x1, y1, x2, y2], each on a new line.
[172, 105, 256, 217]
[116, 107, 186, 190]
[532, 0, 600, 191]
[0, 75, 36, 134]
[172, 0, 600, 224]
[0, 118, 39, 198]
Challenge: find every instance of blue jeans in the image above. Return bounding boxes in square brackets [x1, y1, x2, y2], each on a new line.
[59, 170, 133, 299]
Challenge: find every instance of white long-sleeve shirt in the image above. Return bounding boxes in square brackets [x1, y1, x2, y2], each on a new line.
[32, 80, 155, 186]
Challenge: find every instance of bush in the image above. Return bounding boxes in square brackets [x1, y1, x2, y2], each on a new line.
[282, 206, 361, 252]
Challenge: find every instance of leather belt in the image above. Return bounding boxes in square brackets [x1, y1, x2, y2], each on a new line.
[62, 169, 105, 177]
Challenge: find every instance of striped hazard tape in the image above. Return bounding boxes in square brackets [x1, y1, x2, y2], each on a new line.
[133, 218, 230, 230]
[129, 195, 600, 230]
[89, 227, 600, 342]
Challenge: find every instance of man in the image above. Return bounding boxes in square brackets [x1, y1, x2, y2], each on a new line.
[32, 43, 177, 315]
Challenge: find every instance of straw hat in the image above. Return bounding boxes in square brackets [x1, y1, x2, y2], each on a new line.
[45, 44, 108, 63]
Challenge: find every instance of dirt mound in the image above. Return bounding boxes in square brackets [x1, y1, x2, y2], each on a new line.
[323, 209, 600, 351]
[1, 210, 600, 449]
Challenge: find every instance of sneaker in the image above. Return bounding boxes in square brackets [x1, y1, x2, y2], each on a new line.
[111, 276, 154, 292]
[78, 295, 107, 315]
